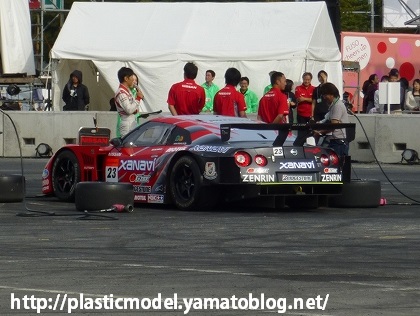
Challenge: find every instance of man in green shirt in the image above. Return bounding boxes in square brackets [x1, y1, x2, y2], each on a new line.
[201, 70, 219, 112]
[263, 70, 276, 94]
[239, 77, 259, 113]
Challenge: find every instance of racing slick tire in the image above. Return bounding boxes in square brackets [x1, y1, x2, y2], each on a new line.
[52, 150, 81, 201]
[328, 179, 381, 208]
[0, 175, 25, 202]
[75, 182, 134, 211]
[169, 156, 208, 211]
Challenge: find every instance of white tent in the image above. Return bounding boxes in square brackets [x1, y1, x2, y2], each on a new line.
[50, 1, 342, 112]
[0, 0, 36, 75]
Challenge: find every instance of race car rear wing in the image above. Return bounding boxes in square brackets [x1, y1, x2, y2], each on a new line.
[220, 123, 356, 146]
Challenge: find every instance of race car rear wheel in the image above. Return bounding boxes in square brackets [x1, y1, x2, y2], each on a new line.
[0, 175, 25, 202]
[52, 150, 80, 201]
[169, 156, 204, 211]
[75, 182, 134, 211]
[328, 179, 381, 208]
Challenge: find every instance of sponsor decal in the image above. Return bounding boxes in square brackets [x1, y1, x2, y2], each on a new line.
[246, 168, 269, 174]
[134, 194, 147, 201]
[42, 185, 50, 191]
[321, 174, 342, 182]
[42, 169, 49, 179]
[42, 179, 49, 186]
[290, 149, 298, 156]
[282, 175, 313, 182]
[151, 148, 163, 151]
[154, 184, 165, 193]
[148, 194, 164, 203]
[120, 158, 157, 171]
[166, 147, 187, 153]
[133, 185, 152, 193]
[272, 147, 283, 157]
[242, 174, 275, 182]
[279, 161, 315, 170]
[181, 84, 197, 89]
[175, 135, 184, 142]
[204, 162, 217, 180]
[190, 145, 231, 153]
[108, 152, 122, 156]
[129, 173, 151, 183]
[84, 166, 95, 170]
[324, 167, 338, 174]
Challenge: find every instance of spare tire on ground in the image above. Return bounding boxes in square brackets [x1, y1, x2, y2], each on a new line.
[75, 182, 134, 211]
[0, 175, 25, 203]
[329, 179, 381, 208]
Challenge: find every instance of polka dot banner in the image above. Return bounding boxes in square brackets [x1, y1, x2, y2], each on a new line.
[342, 32, 420, 111]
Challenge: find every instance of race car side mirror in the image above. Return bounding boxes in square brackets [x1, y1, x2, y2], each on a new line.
[110, 138, 122, 147]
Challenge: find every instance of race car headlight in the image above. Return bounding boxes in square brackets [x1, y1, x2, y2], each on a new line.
[234, 151, 252, 167]
[254, 154, 267, 167]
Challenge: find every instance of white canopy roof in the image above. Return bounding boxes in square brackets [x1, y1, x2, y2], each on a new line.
[50, 1, 342, 112]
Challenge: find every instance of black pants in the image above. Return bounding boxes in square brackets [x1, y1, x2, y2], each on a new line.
[327, 139, 349, 156]
[293, 114, 311, 146]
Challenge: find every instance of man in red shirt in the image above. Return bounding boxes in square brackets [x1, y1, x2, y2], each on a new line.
[293, 72, 315, 145]
[257, 72, 289, 123]
[167, 62, 206, 115]
[213, 68, 247, 117]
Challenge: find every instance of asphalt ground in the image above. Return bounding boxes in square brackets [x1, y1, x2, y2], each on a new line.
[0, 158, 419, 315]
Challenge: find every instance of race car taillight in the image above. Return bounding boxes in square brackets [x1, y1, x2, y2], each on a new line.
[254, 154, 267, 166]
[234, 151, 252, 167]
[320, 154, 329, 167]
[329, 152, 339, 165]
[320, 152, 340, 166]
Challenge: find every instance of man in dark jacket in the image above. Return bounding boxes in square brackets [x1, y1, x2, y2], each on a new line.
[62, 70, 90, 111]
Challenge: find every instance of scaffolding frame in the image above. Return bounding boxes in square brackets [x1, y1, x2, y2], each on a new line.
[342, 61, 361, 113]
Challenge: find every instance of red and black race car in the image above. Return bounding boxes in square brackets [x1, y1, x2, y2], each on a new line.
[42, 115, 354, 211]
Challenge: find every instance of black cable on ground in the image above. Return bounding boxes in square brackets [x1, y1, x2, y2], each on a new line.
[0, 108, 118, 220]
[350, 112, 420, 205]
[16, 206, 118, 220]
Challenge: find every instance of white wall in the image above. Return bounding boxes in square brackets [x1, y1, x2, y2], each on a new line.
[0, 111, 418, 164]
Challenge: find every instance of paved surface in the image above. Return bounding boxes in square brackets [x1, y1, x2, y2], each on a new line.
[0, 158, 419, 315]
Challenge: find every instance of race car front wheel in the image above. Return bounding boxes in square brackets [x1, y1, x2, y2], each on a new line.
[52, 150, 80, 201]
[169, 156, 203, 211]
